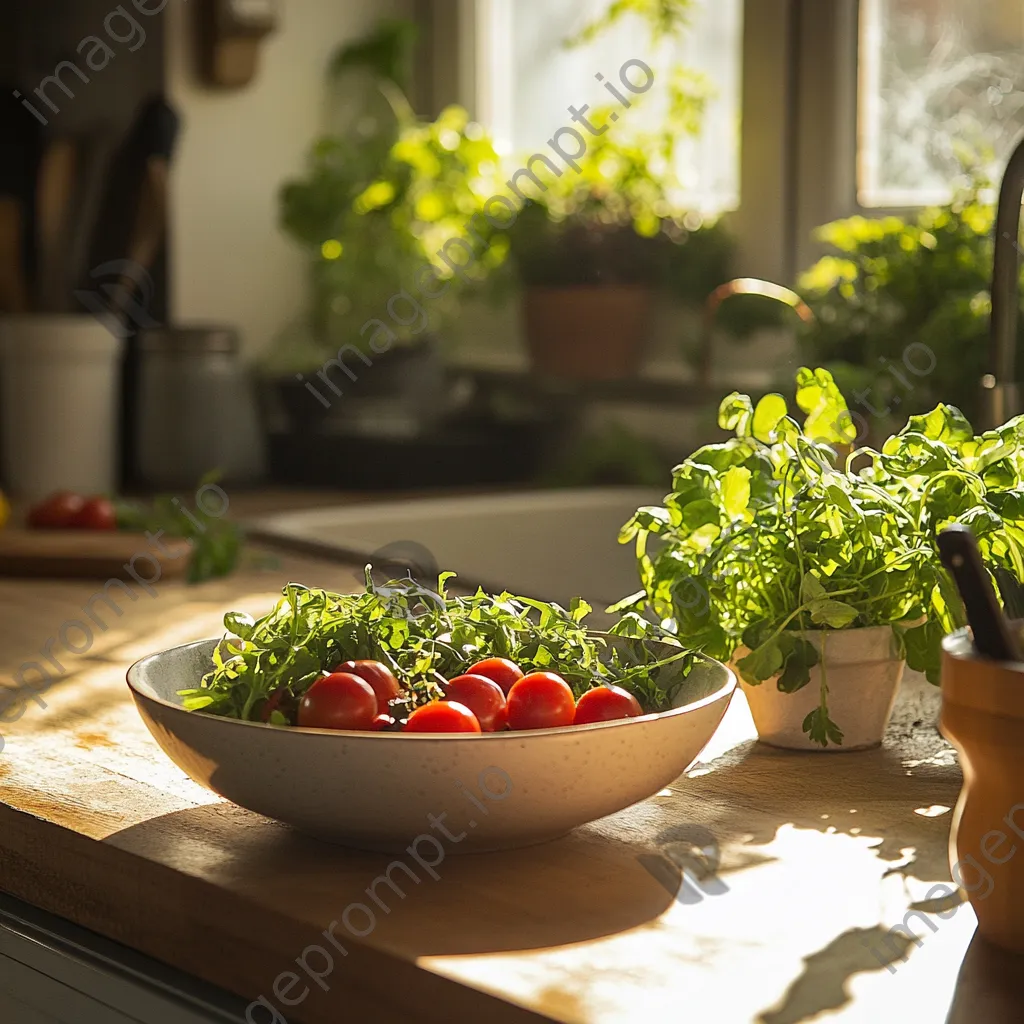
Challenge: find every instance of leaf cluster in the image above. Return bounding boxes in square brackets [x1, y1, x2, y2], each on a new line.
[272, 21, 504, 371]
[796, 182, 1024, 424]
[565, 0, 698, 47]
[116, 481, 242, 584]
[853, 402, 1024, 679]
[182, 570, 694, 722]
[502, 0, 734, 299]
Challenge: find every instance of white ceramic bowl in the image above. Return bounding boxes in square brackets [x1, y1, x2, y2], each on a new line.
[127, 638, 735, 853]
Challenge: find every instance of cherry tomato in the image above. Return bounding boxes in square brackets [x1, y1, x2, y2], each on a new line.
[297, 672, 378, 731]
[372, 713, 396, 731]
[444, 674, 507, 732]
[335, 660, 403, 705]
[27, 491, 85, 529]
[404, 700, 482, 733]
[574, 685, 644, 725]
[506, 672, 576, 730]
[467, 657, 524, 695]
[71, 496, 117, 531]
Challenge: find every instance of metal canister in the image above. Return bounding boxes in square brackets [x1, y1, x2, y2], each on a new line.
[135, 325, 264, 488]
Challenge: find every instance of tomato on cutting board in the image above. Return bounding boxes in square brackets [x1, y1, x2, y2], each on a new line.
[506, 672, 576, 730]
[297, 672, 378, 731]
[71, 496, 117, 531]
[26, 491, 85, 529]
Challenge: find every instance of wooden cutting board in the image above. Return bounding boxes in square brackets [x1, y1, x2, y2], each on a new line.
[0, 529, 193, 579]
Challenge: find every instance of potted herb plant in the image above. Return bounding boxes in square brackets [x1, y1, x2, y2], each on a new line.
[507, 157, 733, 381]
[613, 368, 941, 749]
[796, 180, 1024, 429]
[502, 4, 734, 381]
[615, 367, 1024, 748]
[268, 20, 503, 427]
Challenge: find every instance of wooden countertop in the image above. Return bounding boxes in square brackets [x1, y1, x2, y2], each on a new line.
[0, 539, 1021, 1023]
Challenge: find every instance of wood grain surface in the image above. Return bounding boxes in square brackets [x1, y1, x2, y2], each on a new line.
[0, 529, 192, 580]
[0, 533, 1021, 1023]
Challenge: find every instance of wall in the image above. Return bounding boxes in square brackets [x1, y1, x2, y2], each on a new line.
[165, 0, 413, 359]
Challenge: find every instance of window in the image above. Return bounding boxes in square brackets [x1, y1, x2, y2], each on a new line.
[859, 0, 1024, 207]
[476, 0, 744, 215]
[448, 0, 1024, 286]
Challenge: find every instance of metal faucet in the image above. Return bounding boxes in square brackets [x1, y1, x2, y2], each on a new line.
[984, 134, 1024, 428]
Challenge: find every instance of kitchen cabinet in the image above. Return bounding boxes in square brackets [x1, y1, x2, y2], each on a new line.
[0, 894, 245, 1023]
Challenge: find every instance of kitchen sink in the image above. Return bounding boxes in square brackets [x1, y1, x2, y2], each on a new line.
[247, 487, 662, 618]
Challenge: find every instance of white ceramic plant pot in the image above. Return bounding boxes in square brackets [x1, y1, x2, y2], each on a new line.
[0, 315, 123, 498]
[736, 625, 905, 752]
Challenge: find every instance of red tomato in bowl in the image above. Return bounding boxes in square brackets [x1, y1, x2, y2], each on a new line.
[27, 491, 85, 529]
[506, 672, 575, 730]
[444, 674, 507, 732]
[404, 701, 482, 733]
[467, 657, 524, 695]
[71, 497, 117, 531]
[334, 660, 402, 704]
[298, 672, 378, 731]
[574, 685, 643, 725]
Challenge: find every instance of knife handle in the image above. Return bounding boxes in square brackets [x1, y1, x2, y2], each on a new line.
[938, 525, 1022, 662]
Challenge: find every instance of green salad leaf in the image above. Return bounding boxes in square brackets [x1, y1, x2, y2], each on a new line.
[181, 569, 696, 722]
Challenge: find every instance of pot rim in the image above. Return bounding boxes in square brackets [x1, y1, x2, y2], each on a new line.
[941, 627, 1024, 718]
[734, 623, 905, 669]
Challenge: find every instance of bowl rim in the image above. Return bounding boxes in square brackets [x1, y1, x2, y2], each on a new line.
[127, 637, 736, 741]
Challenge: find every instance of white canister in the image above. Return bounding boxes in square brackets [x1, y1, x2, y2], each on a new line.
[0, 315, 124, 499]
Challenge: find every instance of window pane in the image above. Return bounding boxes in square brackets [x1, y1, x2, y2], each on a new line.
[485, 0, 743, 215]
[859, 0, 1024, 207]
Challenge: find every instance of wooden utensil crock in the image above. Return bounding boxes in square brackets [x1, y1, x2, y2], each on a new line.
[941, 628, 1024, 953]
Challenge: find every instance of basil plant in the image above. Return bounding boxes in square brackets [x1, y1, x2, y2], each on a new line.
[614, 367, 1024, 746]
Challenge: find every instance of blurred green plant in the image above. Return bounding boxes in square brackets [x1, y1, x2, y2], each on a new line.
[505, 117, 734, 303]
[567, 0, 698, 46]
[502, 1, 735, 307]
[269, 20, 504, 375]
[544, 424, 670, 488]
[116, 475, 242, 584]
[796, 182, 1024, 425]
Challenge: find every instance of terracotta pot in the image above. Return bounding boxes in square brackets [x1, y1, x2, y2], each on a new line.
[736, 626, 905, 751]
[523, 286, 654, 381]
[941, 628, 1024, 953]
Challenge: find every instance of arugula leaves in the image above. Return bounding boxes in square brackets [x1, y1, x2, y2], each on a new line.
[116, 473, 242, 584]
[619, 368, 1024, 747]
[182, 570, 694, 721]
